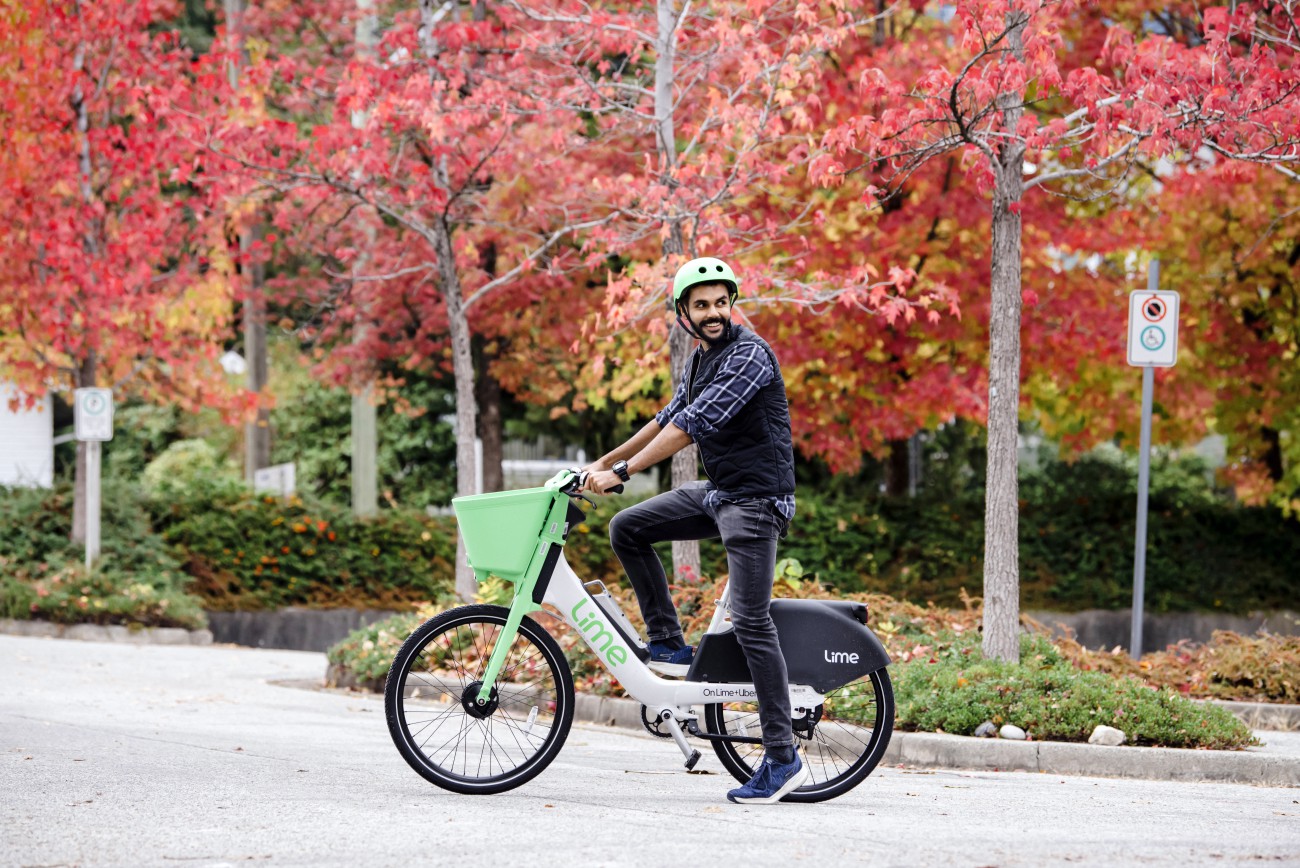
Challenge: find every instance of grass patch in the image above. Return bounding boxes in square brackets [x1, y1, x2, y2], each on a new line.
[893, 633, 1255, 749]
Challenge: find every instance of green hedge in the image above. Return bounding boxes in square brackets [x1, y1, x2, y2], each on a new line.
[0, 482, 206, 629]
[146, 478, 458, 610]
[3, 450, 1296, 619]
[893, 633, 1254, 749]
[780, 454, 1300, 614]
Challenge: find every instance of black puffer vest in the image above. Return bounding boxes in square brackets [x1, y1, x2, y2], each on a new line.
[687, 325, 796, 499]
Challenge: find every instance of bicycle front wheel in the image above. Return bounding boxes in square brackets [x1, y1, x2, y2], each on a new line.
[384, 604, 574, 794]
[704, 667, 894, 803]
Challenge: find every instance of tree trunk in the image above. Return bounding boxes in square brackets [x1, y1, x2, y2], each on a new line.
[655, 0, 702, 581]
[981, 11, 1028, 663]
[669, 325, 702, 579]
[417, 0, 479, 601]
[474, 336, 505, 493]
[225, 0, 271, 484]
[242, 224, 271, 483]
[434, 217, 480, 602]
[883, 438, 911, 496]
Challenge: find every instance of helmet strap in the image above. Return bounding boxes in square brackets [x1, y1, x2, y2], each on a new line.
[675, 311, 704, 340]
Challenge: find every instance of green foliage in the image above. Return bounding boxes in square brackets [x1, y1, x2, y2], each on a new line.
[148, 482, 457, 610]
[1016, 451, 1300, 612]
[0, 481, 206, 629]
[0, 561, 207, 629]
[779, 451, 1300, 613]
[893, 634, 1256, 749]
[326, 611, 427, 684]
[103, 402, 183, 479]
[142, 438, 242, 497]
[269, 374, 458, 510]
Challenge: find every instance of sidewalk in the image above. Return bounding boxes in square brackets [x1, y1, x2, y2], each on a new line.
[571, 693, 1300, 788]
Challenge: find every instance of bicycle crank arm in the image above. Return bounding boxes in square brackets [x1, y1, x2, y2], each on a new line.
[685, 720, 763, 745]
[656, 710, 702, 771]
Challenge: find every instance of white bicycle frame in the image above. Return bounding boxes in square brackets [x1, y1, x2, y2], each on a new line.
[541, 550, 825, 734]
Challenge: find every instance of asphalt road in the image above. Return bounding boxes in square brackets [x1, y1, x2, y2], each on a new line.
[3, 635, 1298, 868]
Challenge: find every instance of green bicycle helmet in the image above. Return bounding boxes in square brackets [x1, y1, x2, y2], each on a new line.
[672, 257, 739, 308]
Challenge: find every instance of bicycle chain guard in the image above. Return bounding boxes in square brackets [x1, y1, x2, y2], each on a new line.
[640, 705, 675, 739]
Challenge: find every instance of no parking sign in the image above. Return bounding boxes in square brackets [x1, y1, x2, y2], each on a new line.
[1127, 290, 1180, 367]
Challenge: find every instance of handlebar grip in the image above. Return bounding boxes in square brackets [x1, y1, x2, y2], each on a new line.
[609, 484, 624, 494]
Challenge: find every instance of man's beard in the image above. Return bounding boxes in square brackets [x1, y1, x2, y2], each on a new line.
[696, 317, 731, 345]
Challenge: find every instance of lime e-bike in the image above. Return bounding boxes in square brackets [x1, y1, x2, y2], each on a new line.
[384, 470, 894, 802]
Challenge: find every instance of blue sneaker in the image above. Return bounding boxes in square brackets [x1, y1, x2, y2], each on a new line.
[646, 641, 694, 677]
[726, 752, 809, 804]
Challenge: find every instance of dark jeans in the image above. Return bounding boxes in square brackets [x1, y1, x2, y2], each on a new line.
[608, 485, 793, 750]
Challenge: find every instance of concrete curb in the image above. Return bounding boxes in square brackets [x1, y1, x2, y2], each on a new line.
[570, 693, 1300, 788]
[0, 618, 213, 646]
[1211, 699, 1300, 731]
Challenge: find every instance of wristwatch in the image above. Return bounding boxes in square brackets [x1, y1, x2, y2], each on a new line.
[611, 460, 631, 482]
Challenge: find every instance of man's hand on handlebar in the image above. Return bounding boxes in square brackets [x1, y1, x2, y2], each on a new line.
[584, 469, 624, 496]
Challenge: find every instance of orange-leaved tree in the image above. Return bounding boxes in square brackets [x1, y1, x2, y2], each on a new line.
[0, 0, 241, 542]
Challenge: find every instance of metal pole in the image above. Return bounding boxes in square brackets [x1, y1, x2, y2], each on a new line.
[85, 439, 102, 571]
[1130, 259, 1158, 659]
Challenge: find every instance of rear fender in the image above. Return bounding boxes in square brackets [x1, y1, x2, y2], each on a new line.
[686, 599, 891, 693]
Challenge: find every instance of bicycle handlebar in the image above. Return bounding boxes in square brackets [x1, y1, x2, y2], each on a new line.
[554, 469, 622, 496]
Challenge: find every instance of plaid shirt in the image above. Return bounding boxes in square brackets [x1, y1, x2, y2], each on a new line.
[654, 339, 796, 522]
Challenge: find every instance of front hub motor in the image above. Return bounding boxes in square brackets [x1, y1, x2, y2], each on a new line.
[461, 681, 500, 719]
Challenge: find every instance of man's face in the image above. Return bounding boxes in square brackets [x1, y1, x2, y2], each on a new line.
[684, 283, 732, 344]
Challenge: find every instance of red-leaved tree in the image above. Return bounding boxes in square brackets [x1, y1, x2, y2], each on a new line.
[814, 0, 1300, 660]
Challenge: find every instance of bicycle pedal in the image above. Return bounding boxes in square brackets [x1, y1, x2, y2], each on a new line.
[684, 749, 701, 771]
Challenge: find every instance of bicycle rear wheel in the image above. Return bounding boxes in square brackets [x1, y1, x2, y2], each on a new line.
[384, 604, 574, 794]
[704, 668, 894, 803]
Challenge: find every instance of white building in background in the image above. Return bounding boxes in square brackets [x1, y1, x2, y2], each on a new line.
[0, 381, 54, 488]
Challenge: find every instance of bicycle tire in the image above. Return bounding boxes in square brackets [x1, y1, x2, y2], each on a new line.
[704, 667, 894, 803]
[384, 604, 574, 794]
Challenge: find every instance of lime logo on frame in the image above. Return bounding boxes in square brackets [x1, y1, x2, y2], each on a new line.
[570, 598, 629, 666]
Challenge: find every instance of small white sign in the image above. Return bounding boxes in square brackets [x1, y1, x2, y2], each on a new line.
[74, 388, 114, 441]
[254, 462, 296, 498]
[1127, 290, 1180, 367]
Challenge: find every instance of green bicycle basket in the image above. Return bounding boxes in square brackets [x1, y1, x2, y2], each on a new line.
[452, 487, 557, 581]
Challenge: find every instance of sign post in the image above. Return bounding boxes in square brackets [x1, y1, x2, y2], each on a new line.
[1125, 262, 1179, 658]
[74, 388, 114, 570]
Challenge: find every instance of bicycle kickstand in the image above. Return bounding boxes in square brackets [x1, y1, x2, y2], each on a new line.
[657, 710, 702, 771]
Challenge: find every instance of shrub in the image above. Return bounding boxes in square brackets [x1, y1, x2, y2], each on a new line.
[141, 438, 241, 498]
[326, 564, 1257, 749]
[0, 560, 207, 629]
[893, 634, 1255, 749]
[326, 610, 428, 685]
[0, 481, 207, 630]
[1054, 629, 1300, 705]
[151, 486, 457, 610]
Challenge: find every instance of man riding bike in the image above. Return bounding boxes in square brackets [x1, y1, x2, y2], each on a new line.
[584, 257, 806, 805]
